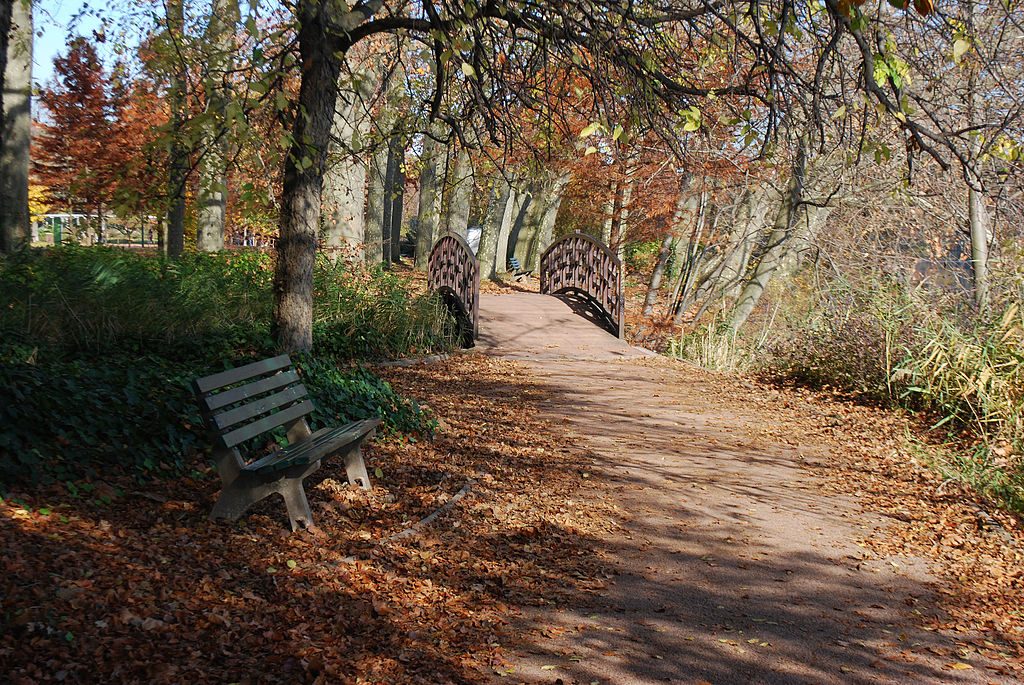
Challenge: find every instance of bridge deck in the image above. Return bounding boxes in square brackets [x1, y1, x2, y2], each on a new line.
[474, 292, 655, 360]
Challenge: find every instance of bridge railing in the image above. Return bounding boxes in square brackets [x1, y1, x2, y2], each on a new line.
[540, 232, 624, 338]
[428, 232, 480, 347]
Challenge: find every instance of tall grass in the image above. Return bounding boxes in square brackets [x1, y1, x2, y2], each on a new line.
[0, 246, 455, 362]
[678, 268, 1024, 511]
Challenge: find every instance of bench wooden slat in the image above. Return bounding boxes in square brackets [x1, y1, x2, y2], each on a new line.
[194, 354, 292, 394]
[245, 418, 380, 475]
[219, 400, 314, 449]
[200, 369, 301, 412]
[212, 384, 308, 432]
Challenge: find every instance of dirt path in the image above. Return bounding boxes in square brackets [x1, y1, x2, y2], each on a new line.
[473, 294, 1019, 684]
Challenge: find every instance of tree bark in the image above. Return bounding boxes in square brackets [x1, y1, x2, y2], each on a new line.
[966, 0, 990, 310]
[414, 130, 445, 270]
[444, 147, 473, 237]
[272, 0, 344, 353]
[535, 172, 571, 268]
[724, 142, 809, 334]
[364, 143, 388, 265]
[0, 0, 13, 136]
[478, 178, 511, 279]
[495, 187, 523, 274]
[642, 232, 676, 316]
[323, 66, 377, 262]
[389, 136, 405, 262]
[0, 0, 30, 252]
[196, 0, 237, 252]
[165, 0, 188, 258]
[601, 181, 619, 244]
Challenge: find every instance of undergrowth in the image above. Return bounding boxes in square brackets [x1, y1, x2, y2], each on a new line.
[672, 269, 1024, 512]
[0, 247, 451, 489]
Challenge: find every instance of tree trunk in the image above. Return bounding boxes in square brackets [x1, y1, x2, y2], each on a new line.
[966, 0, 989, 311]
[0, 0, 30, 252]
[968, 184, 990, 309]
[505, 190, 531, 267]
[610, 180, 633, 260]
[717, 185, 774, 301]
[414, 130, 445, 270]
[601, 181, 619, 244]
[444, 147, 473, 237]
[495, 187, 522, 274]
[322, 67, 377, 262]
[478, 179, 511, 279]
[364, 143, 388, 265]
[196, 0, 237, 253]
[272, 0, 344, 353]
[389, 136, 405, 262]
[724, 142, 809, 334]
[535, 172, 571, 269]
[165, 0, 188, 258]
[642, 232, 675, 316]
[0, 0, 14, 141]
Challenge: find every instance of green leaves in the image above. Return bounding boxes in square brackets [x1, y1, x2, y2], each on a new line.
[681, 106, 703, 132]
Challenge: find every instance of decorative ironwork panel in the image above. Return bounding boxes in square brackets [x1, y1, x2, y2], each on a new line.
[540, 233, 624, 338]
[428, 232, 480, 345]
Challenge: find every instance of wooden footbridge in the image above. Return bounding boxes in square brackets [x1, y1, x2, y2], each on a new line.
[428, 232, 654, 360]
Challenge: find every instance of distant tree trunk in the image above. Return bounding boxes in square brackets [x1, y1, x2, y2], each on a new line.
[966, 0, 989, 311]
[506, 190, 532, 266]
[717, 186, 774, 302]
[968, 184, 990, 309]
[535, 172, 571, 268]
[0, 0, 30, 253]
[445, 147, 473, 237]
[601, 181, 619, 244]
[478, 179, 510, 279]
[668, 191, 705, 317]
[322, 68, 376, 262]
[389, 136, 405, 262]
[414, 130, 445, 270]
[724, 141, 809, 334]
[165, 0, 188, 258]
[364, 143, 388, 265]
[272, 0, 344, 353]
[495, 187, 522, 274]
[0, 0, 13, 134]
[610, 180, 633, 260]
[642, 232, 676, 316]
[196, 0, 237, 253]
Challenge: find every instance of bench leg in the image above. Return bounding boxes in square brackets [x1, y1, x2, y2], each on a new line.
[342, 445, 373, 490]
[279, 477, 314, 531]
[210, 461, 319, 531]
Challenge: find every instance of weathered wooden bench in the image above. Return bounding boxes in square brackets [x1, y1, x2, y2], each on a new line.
[507, 256, 533, 281]
[192, 354, 381, 531]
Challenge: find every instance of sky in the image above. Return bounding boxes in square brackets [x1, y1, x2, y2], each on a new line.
[33, 0, 147, 88]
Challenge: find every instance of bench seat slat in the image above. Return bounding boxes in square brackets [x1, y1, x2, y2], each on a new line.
[245, 418, 381, 475]
[194, 354, 292, 394]
[201, 370, 301, 413]
[219, 400, 314, 449]
[213, 384, 308, 431]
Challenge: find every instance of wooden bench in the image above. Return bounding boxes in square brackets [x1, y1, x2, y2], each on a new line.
[192, 354, 381, 531]
[507, 256, 533, 281]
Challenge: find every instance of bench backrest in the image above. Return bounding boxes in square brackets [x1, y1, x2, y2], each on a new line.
[193, 354, 313, 451]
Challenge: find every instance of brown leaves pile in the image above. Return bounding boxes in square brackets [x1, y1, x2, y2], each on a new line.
[745, 377, 1024, 665]
[0, 356, 622, 684]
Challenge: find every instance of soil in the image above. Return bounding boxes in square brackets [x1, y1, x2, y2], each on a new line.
[472, 292, 1024, 684]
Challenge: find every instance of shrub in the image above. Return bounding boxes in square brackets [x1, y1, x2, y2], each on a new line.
[0, 346, 435, 489]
